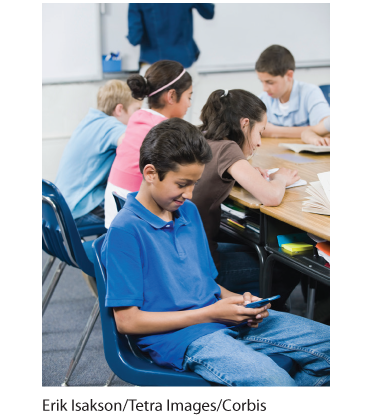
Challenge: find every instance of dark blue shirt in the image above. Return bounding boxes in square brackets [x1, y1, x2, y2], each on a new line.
[127, 3, 215, 68]
[102, 192, 226, 371]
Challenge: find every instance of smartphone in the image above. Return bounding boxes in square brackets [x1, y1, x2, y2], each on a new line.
[244, 295, 280, 309]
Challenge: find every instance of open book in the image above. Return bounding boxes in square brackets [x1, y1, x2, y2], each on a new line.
[302, 171, 330, 215]
[279, 143, 330, 153]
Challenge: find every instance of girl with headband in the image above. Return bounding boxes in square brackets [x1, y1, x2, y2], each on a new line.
[104, 60, 192, 227]
[192, 89, 301, 310]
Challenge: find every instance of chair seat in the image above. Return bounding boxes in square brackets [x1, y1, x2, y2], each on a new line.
[82, 240, 96, 267]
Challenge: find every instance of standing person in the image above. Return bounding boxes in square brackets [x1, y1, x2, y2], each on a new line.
[127, 3, 214, 121]
[255, 45, 330, 138]
[104, 60, 193, 227]
[191, 89, 302, 308]
[54, 80, 142, 227]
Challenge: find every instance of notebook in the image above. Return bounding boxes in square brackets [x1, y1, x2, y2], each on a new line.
[267, 168, 307, 188]
[279, 143, 330, 153]
[302, 171, 330, 215]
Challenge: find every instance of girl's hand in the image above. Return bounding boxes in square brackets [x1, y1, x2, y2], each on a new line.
[208, 295, 270, 326]
[254, 167, 269, 179]
[270, 167, 300, 187]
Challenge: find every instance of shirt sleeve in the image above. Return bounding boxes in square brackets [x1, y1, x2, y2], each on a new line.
[127, 3, 144, 46]
[307, 86, 330, 125]
[216, 141, 246, 180]
[323, 116, 330, 132]
[101, 120, 126, 151]
[102, 226, 144, 308]
[193, 3, 215, 19]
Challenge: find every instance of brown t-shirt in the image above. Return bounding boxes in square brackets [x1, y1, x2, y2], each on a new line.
[192, 139, 246, 268]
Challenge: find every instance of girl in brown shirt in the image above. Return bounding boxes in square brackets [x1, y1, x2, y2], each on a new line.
[192, 89, 300, 305]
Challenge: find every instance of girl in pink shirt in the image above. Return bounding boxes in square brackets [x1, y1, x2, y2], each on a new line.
[105, 60, 193, 227]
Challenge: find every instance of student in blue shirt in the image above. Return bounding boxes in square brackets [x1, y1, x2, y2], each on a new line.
[102, 118, 330, 386]
[55, 80, 142, 226]
[255, 45, 330, 138]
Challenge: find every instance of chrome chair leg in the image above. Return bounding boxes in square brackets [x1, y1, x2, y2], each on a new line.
[42, 261, 66, 316]
[42, 255, 56, 285]
[61, 299, 100, 386]
[104, 372, 116, 387]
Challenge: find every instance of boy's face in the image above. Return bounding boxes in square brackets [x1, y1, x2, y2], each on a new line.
[256, 70, 293, 100]
[150, 162, 205, 212]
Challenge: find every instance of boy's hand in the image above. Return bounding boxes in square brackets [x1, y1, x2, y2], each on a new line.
[208, 295, 270, 327]
[241, 292, 271, 328]
[254, 167, 269, 179]
[270, 167, 300, 187]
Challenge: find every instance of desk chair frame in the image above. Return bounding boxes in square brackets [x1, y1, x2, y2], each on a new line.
[42, 179, 101, 386]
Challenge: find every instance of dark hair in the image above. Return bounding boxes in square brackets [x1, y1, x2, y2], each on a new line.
[127, 60, 192, 109]
[255, 45, 295, 77]
[139, 118, 212, 181]
[199, 89, 267, 149]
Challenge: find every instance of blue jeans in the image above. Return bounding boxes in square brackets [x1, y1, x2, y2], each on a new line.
[75, 201, 105, 227]
[216, 243, 260, 296]
[183, 310, 330, 386]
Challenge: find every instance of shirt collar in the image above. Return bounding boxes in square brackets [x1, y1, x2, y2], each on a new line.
[272, 79, 300, 116]
[124, 192, 190, 229]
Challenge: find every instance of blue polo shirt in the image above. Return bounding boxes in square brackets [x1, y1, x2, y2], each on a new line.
[260, 79, 330, 127]
[55, 108, 126, 219]
[102, 192, 227, 371]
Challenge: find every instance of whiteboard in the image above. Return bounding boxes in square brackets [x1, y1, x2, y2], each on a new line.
[193, 3, 330, 73]
[42, 3, 102, 84]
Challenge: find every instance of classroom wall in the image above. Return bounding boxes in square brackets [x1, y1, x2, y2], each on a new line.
[42, 67, 330, 181]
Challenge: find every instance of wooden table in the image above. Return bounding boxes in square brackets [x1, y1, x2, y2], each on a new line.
[226, 137, 330, 318]
[228, 137, 330, 240]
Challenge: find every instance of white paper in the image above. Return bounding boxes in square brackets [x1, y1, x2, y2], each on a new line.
[267, 168, 307, 189]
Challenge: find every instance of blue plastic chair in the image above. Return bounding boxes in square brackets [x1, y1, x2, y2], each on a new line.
[93, 232, 295, 386]
[42, 179, 101, 385]
[319, 84, 330, 105]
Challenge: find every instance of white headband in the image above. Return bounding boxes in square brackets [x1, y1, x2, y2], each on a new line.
[221, 89, 229, 98]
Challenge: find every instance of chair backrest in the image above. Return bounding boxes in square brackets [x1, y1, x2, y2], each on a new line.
[42, 179, 95, 276]
[319, 84, 330, 105]
[92, 235, 212, 386]
[112, 192, 127, 213]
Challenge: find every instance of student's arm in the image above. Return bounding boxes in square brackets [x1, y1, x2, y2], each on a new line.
[263, 122, 308, 139]
[193, 3, 215, 19]
[113, 297, 269, 335]
[227, 159, 300, 206]
[301, 118, 330, 146]
[127, 3, 143, 46]
[117, 132, 125, 147]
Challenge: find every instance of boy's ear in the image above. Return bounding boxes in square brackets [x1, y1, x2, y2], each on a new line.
[143, 164, 158, 183]
[112, 103, 124, 116]
[285, 70, 294, 81]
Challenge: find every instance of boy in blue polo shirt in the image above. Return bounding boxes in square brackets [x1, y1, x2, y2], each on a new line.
[255, 45, 330, 138]
[102, 118, 330, 386]
[55, 80, 142, 227]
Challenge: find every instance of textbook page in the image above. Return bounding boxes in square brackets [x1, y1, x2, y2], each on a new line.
[317, 171, 330, 202]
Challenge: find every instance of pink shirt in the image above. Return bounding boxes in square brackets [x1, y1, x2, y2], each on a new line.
[108, 109, 167, 191]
